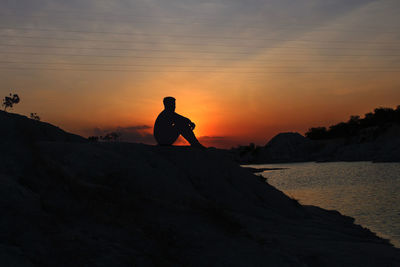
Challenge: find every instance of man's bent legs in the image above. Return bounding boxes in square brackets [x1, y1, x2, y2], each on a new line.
[174, 122, 204, 148]
[155, 127, 179, 146]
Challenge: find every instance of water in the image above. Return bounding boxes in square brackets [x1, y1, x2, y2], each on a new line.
[245, 161, 400, 247]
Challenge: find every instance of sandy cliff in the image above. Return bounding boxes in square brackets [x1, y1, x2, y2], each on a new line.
[1, 112, 399, 266]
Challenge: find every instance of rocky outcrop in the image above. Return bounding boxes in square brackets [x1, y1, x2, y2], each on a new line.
[236, 125, 400, 163]
[0, 110, 86, 143]
[257, 132, 314, 163]
[1, 113, 400, 266]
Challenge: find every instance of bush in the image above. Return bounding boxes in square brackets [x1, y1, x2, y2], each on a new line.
[88, 136, 99, 142]
[2, 93, 20, 111]
[30, 113, 41, 121]
[305, 105, 400, 140]
[100, 132, 121, 142]
[305, 127, 327, 140]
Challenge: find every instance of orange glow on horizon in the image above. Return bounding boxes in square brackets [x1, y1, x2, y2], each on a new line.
[1, 1, 400, 148]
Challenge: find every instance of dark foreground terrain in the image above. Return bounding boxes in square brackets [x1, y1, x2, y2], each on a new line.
[1, 111, 399, 266]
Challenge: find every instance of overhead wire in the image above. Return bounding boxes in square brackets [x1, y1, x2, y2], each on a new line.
[0, 60, 399, 70]
[2, 51, 398, 63]
[1, 44, 400, 56]
[1, 35, 400, 51]
[0, 66, 398, 74]
[0, 8, 399, 74]
[3, 6, 399, 32]
[1, 26, 399, 45]
[1, 12, 400, 34]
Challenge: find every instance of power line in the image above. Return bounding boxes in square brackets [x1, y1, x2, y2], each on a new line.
[0, 66, 398, 74]
[0, 8, 347, 26]
[1, 6, 165, 17]
[1, 26, 399, 45]
[2, 35, 400, 51]
[0, 34, 256, 47]
[1, 51, 399, 62]
[0, 43, 260, 54]
[1, 44, 400, 56]
[0, 60, 399, 70]
[4, 7, 399, 32]
[0, 13, 206, 26]
[1, 13, 400, 34]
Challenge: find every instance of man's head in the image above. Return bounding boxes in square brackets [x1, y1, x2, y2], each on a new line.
[163, 96, 176, 111]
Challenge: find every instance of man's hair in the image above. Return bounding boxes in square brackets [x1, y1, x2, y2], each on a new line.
[163, 96, 175, 107]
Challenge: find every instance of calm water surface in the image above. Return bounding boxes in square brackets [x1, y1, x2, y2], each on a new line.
[246, 162, 400, 247]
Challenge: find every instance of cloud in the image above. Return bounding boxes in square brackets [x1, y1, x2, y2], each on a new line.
[122, 125, 152, 131]
[198, 135, 238, 148]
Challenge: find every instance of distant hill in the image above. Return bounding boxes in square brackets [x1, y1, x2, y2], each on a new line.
[234, 126, 400, 163]
[233, 106, 400, 163]
[1, 112, 399, 266]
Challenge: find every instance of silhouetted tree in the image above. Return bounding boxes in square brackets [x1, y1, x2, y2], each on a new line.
[248, 143, 255, 151]
[30, 113, 41, 121]
[88, 136, 99, 142]
[101, 132, 121, 142]
[373, 107, 396, 125]
[347, 115, 360, 136]
[2, 93, 20, 111]
[328, 122, 350, 138]
[305, 127, 327, 140]
[360, 112, 375, 128]
[396, 105, 400, 123]
[305, 105, 400, 140]
[348, 115, 360, 124]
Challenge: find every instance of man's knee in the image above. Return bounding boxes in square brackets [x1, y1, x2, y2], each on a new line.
[175, 122, 192, 134]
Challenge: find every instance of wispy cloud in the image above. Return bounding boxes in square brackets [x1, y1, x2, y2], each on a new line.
[122, 125, 151, 131]
[198, 135, 238, 148]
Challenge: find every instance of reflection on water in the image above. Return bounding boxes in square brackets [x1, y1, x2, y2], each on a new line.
[246, 162, 400, 248]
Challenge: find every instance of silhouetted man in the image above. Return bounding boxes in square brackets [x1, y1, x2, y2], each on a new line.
[154, 97, 205, 148]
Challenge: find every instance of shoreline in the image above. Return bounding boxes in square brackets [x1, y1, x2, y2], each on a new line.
[253, 161, 400, 249]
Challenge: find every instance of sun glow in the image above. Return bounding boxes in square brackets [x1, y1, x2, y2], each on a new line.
[1, 1, 400, 148]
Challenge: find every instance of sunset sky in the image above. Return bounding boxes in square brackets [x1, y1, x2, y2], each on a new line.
[1, 0, 400, 147]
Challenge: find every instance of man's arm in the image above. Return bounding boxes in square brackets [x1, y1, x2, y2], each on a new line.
[173, 113, 195, 130]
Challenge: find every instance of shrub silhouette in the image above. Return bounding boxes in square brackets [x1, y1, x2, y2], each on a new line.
[305, 105, 400, 140]
[88, 136, 99, 142]
[305, 127, 327, 140]
[2, 93, 20, 111]
[30, 113, 41, 121]
[100, 132, 121, 142]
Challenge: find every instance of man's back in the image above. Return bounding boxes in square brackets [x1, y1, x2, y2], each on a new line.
[154, 110, 179, 145]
